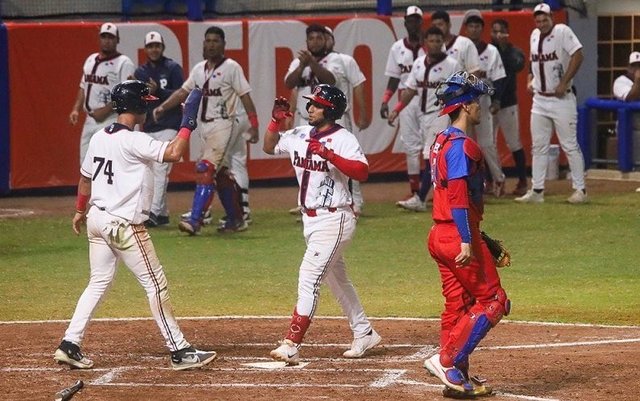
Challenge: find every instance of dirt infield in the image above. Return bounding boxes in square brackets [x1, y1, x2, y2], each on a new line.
[1, 317, 638, 401]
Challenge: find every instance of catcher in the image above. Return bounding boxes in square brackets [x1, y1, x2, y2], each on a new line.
[422, 71, 512, 399]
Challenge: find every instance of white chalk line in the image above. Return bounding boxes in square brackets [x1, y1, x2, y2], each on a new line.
[1, 315, 638, 329]
[0, 208, 35, 219]
[396, 379, 561, 401]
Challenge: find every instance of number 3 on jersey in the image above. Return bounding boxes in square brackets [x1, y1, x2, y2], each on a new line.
[93, 157, 114, 184]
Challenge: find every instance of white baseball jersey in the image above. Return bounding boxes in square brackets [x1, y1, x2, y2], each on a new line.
[384, 38, 426, 90]
[404, 55, 461, 114]
[613, 74, 634, 101]
[331, 52, 366, 106]
[287, 53, 341, 121]
[444, 35, 480, 73]
[478, 42, 506, 83]
[81, 124, 169, 224]
[183, 58, 251, 121]
[79, 53, 135, 113]
[274, 125, 367, 209]
[529, 24, 582, 94]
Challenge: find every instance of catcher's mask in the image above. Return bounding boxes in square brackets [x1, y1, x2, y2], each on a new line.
[435, 71, 494, 116]
[111, 80, 158, 115]
[303, 84, 347, 121]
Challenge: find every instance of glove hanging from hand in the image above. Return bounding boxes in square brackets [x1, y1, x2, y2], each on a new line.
[481, 231, 511, 268]
[306, 138, 335, 161]
[180, 88, 203, 130]
[272, 96, 293, 122]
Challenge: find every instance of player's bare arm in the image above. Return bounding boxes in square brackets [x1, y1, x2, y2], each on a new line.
[353, 83, 371, 130]
[72, 175, 91, 235]
[69, 88, 85, 125]
[380, 77, 400, 118]
[154, 87, 190, 122]
[526, 72, 534, 94]
[308, 57, 336, 85]
[240, 93, 260, 144]
[625, 69, 640, 101]
[284, 52, 310, 89]
[555, 48, 583, 97]
[89, 104, 115, 123]
[388, 87, 417, 125]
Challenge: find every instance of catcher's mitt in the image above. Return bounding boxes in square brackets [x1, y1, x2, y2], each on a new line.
[481, 231, 511, 268]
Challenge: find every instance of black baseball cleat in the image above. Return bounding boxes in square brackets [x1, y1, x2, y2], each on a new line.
[53, 340, 94, 369]
[171, 347, 217, 371]
[145, 213, 170, 228]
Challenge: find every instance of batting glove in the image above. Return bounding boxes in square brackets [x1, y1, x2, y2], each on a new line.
[181, 88, 203, 131]
[272, 96, 293, 122]
[306, 138, 335, 161]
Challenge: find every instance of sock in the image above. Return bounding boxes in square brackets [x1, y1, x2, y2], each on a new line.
[512, 149, 527, 182]
[417, 167, 432, 202]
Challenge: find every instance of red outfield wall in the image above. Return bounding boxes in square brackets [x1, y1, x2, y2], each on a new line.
[5, 11, 554, 190]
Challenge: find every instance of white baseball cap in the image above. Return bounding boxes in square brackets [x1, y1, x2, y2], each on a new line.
[323, 26, 334, 36]
[145, 31, 164, 46]
[533, 3, 551, 15]
[463, 9, 484, 24]
[99, 22, 118, 37]
[405, 6, 423, 17]
[629, 52, 640, 65]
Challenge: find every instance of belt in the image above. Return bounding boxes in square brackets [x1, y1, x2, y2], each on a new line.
[537, 89, 571, 97]
[303, 207, 337, 217]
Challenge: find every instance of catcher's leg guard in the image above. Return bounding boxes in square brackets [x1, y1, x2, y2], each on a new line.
[216, 167, 243, 228]
[285, 307, 311, 344]
[441, 288, 510, 368]
[189, 160, 216, 224]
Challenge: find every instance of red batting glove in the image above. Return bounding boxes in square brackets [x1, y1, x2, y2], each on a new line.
[306, 138, 335, 161]
[272, 96, 293, 122]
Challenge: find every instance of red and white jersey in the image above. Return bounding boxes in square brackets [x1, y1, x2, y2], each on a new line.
[478, 43, 506, 83]
[286, 53, 341, 121]
[613, 74, 634, 101]
[404, 54, 461, 114]
[529, 24, 582, 94]
[444, 36, 480, 74]
[331, 52, 366, 108]
[79, 53, 135, 113]
[81, 123, 168, 224]
[183, 58, 251, 121]
[384, 38, 426, 90]
[274, 124, 367, 209]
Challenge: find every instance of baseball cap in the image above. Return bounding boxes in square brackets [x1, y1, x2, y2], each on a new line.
[629, 52, 640, 65]
[533, 3, 551, 15]
[99, 22, 118, 37]
[405, 6, 423, 17]
[463, 9, 484, 25]
[323, 26, 334, 37]
[145, 31, 164, 46]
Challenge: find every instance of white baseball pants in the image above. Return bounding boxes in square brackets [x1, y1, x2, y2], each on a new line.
[493, 104, 523, 152]
[399, 97, 424, 175]
[473, 96, 505, 182]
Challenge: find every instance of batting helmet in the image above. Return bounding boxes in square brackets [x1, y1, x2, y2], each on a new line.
[303, 84, 347, 121]
[111, 80, 158, 115]
[435, 71, 494, 116]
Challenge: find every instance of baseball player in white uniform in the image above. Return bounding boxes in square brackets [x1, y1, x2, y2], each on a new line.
[516, 3, 587, 204]
[69, 23, 135, 164]
[613, 51, 640, 172]
[155, 26, 260, 234]
[389, 26, 461, 212]
[324, 26, 371, 215]
[380, 6, 426, 201]
[431, 10, 481, 75]
[463, 10, 508, 197]
[54, 81, 216, 371]
[263, 85, 381, 365]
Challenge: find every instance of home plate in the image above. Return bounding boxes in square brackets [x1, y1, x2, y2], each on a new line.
[242, 361, 310, 369]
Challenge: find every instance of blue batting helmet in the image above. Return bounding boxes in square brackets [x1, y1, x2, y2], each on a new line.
[436, 71, 494, 116]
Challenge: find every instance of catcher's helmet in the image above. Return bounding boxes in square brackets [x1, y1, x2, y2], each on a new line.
[303, 84, 347, 121]
[435, 71, 494, 116]
[111, 80, 158, 115]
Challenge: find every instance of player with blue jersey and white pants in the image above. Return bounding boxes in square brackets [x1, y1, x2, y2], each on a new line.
[263, 85, 381, 365]
[54, 81, 215, 371]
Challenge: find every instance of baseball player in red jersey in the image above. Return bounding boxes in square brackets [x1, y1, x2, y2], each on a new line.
[263, 85, 381, 365]
[54, 81, 216, 371]
[155, 26, 260, 234]
[516, 3, 587, 204]
[423, 71, 510, 398]
[69, 23, 135, 165]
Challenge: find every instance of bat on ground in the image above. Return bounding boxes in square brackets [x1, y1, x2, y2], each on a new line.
[54, 380, 83, 401]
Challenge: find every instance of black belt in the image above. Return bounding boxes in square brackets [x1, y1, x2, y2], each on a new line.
[537, 89, 571, 97]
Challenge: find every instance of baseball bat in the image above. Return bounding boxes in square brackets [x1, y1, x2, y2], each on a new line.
[54, 380, 83, 401]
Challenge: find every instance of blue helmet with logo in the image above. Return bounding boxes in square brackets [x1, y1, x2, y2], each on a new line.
[436, 71, 494, 116]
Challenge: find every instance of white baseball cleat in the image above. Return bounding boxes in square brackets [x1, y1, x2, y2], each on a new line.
[424, 354, 473, 393]
[514, 189, 544, 203]
[343, 330, 382, 358]
[270, 339, 300, 365]
[54, 340, 94, 369]
[181, 209, 213, 225]
[567, 189, 588, 204]
[170, 347, 217, 371]
[396, 194, 427, 212]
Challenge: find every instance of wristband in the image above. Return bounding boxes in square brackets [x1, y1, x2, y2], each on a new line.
[177, 127, 191, 140]
[382, 89, 394, 104]
[248, 112, 259, 129]
[75, 193, 89, 213]
[267, 118, 280, 132]
[393, 101, 406, 113]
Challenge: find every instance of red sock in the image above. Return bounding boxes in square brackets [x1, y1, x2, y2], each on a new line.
[285, 307, 311, 344]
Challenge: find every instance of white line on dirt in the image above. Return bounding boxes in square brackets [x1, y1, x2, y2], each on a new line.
[96, 382, 364, 389]
[91, 367, 127, 385]
[369, 369, 406, 388]
[396, 379, 562, 401]
[479, 337, 640, 350]
[401, 345, 437, 361]
[0, 208, 35, 218]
